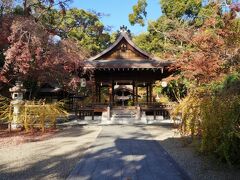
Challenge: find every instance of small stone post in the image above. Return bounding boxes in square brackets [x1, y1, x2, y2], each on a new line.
[9, 81, 26, 129]
[136, 104, 141, 120]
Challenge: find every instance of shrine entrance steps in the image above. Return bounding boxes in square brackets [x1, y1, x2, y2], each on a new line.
[101, 106, 146, 125]
[73, 106, 175, 125]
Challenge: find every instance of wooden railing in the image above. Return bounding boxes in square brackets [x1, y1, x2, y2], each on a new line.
[75, 103, 108, 120]
[139, 103, 173, 120]
[75, 102, 173, 120]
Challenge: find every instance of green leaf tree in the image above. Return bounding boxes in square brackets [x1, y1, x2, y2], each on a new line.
[161, 0, 202, 19]
[129, 0, 148, 26]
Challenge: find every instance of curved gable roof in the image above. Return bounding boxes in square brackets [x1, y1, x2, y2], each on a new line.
[88, 30, 154, 61]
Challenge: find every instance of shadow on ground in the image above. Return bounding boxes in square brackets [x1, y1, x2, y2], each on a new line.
[68, 125, 190, 180]
[0, 126, 100, 180]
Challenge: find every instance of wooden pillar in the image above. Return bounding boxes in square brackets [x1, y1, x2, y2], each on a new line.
[111, 80, 114, 105]
[108, 84, 112, 106]
[150, 83, 153, 103]
[95, 82, 98, 103]
[146, 85, 149, 103]
[136, 83, 138, 104]
[98, 85, 101, 103]
[132, 81, 135, 106]
[91, 75, 96, 105]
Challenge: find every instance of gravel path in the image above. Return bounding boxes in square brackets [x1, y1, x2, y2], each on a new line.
[68, 125, 189, 180]
[145, 125, 240, 180]
[0, 125, 102, 180]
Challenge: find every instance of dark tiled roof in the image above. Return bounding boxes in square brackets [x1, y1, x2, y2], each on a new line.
[85, 59, 172, 69]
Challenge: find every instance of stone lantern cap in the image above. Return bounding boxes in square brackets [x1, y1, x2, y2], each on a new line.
[9, 81, 27, 93]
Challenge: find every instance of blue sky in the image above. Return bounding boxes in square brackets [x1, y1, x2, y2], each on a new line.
[70, 0, 162, 35]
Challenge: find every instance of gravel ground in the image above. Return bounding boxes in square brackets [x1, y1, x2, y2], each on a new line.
[0, 125, 102, 180]
[1, 124, 239, 180]
[145, 125, 240, 180]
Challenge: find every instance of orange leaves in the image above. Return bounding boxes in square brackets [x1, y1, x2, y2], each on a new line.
[0, 15, 86, 89]
[181, 51, 222, 83]
[0, 15, 13, 48]
[191, 30, 224, 52]
[178, 29, 226, 84]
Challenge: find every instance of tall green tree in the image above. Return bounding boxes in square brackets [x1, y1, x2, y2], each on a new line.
[133, 16, 189, 57]
[0, 0, 13, 16]
[128, 0, 148, 26]
[41, 8, 111, 55]
[160, 0, 202, 19]
[57, 8, 111, 55]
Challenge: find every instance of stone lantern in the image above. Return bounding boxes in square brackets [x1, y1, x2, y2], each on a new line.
[9, 81, 26, 129]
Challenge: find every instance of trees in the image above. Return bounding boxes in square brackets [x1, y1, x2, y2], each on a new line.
[133, 16, 190, 57]
[131, 0, 240, 165]
[132, 1, 240, 85]
[0, 0, 14, 16]
[56, 8, 111, 55]
[0, 15, 86, 97]
[161, 0, 202, 19]
[0, 1, 112, 97]
[129, 0, 148, 26]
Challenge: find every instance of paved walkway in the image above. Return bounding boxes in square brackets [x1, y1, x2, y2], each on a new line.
[68, 125, 190, 180]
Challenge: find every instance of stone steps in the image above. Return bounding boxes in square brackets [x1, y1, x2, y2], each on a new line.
[100, 118, 147, 125]
[111, 108, 137, 122]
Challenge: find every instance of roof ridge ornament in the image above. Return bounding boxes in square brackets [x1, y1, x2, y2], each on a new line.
[119, 25, 131, 36]
[118, 25, 132, 39]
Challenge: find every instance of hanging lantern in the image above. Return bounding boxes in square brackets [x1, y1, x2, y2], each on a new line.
[161, 81, 167, 88]
[80, 78, 86, 87]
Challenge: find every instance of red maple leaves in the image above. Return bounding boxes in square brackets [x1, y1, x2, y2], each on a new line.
[0, 15, 86, 89]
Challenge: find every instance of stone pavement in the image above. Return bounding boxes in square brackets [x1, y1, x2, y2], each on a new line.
[67, 125, 190, 180]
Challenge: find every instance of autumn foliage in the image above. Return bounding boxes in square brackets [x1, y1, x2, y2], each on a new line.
[0, 15, 86, 90]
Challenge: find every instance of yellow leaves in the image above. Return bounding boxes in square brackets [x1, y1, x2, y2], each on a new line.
[20, 100, 68, 132]
[173, 88, 240, 165]
[0, 95, 11, 122]
[1, 96, 68, 132]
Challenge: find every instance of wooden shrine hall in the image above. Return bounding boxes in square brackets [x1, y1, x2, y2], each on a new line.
[84, 26, 174, 107]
